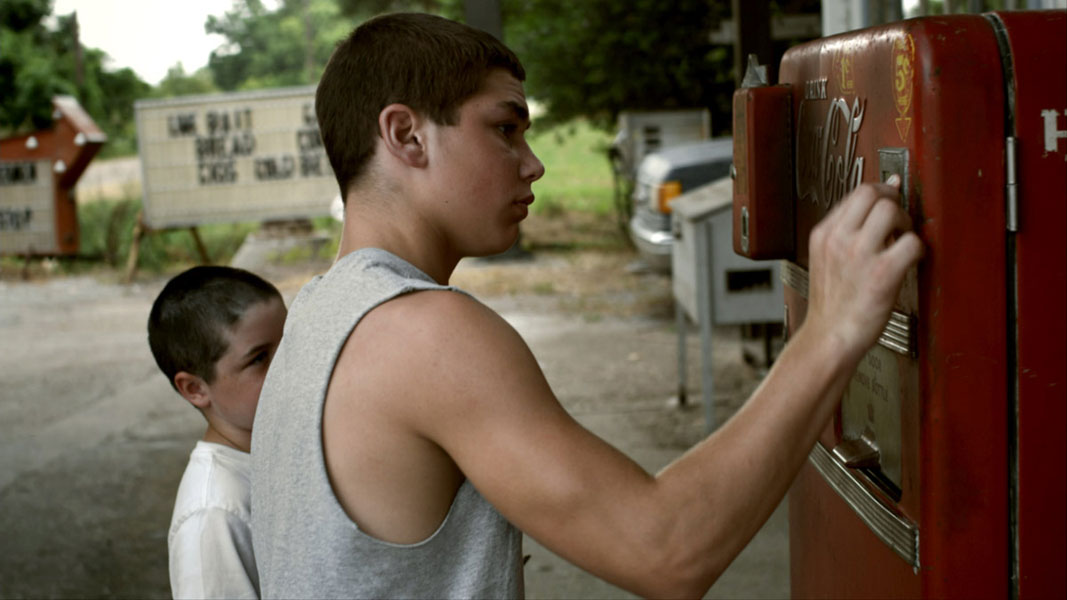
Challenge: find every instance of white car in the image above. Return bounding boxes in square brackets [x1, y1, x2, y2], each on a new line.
[629, 137, 733, 271]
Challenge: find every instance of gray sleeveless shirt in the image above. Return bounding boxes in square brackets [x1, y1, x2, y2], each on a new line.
[251, 248, 524, 599]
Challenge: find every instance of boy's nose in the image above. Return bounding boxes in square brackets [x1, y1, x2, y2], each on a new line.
[521, 147, 545, 183]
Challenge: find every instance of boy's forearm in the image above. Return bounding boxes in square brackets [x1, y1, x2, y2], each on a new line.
[522, 184, 918, 597]
[647, 319, 863, 593]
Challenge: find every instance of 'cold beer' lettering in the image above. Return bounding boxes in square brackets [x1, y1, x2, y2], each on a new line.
[254, 155, 295, 181]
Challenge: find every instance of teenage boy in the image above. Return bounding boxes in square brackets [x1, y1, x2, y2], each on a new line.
[148, 266, 287, 599]
[251, 12, 923, 599]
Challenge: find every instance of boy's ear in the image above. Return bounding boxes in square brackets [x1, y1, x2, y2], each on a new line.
[378, 103, 428, 168]
[173, 371, 212, 410]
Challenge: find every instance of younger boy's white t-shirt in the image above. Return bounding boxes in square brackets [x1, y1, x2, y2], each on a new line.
[169, 440, 259, 599]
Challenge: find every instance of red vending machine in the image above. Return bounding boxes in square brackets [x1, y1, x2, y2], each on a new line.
[732, 11, 1066, 598]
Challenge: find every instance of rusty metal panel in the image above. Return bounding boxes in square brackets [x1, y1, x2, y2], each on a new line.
[731, 85, 795, 259]
[996, 10, 1067, 599]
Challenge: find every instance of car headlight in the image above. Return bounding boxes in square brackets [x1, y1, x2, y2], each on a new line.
[655, 180, 682, 214]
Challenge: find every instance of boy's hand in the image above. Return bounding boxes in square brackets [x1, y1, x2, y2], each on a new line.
[803, 176, 924, 362]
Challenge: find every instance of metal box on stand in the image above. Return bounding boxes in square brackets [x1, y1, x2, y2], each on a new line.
[671, 177, 782, 432]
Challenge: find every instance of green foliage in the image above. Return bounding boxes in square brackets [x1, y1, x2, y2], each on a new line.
[206, 0, 356, 91]
[503, 0, 733, 132]
[150, 64, 219, 99]
[0, 0, 50, 32]
[205, 0, 470, 93]
[0, 2, 151, 157]
[527, 120, 614, 216]
[0, 5, 77, 132]
[336, 0, 462, 19]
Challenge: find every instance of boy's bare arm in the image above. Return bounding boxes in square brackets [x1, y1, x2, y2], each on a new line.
[343, 181, 921, 598]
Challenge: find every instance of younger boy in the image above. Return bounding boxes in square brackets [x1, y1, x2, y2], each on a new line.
[148, 266, 286, 599]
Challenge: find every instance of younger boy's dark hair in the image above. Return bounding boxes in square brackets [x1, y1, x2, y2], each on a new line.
[148, 266, 282, 390]
[316, 12, 525, 201]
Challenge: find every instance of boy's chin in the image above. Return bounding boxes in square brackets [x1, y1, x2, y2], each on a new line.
[479, 234, 523, 258]
[467, 229, 522, 258]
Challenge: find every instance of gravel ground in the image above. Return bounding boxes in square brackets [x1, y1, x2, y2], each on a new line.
[0, 234, 785, 598]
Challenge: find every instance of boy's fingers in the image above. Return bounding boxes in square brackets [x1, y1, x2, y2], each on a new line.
[861, 198, 913, 252]
[834, 179, 901, 232]
[832, 187, 878, 232]
[882, 230, 925, 275]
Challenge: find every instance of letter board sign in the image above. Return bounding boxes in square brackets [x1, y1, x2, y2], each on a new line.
[135, 86, 337, 229]
[0, 160, 56, 254]
[1, 96, 106, 256]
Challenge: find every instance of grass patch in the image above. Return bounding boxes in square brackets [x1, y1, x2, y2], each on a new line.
[531, 281, 556, 295]
[528, 120, 615, 216]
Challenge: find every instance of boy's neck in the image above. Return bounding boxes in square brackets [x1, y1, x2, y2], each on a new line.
[336, 196, 461, 285]
[202, 423, 251, 454]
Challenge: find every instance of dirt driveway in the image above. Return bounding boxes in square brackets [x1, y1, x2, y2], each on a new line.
[0, 240, 786, 598]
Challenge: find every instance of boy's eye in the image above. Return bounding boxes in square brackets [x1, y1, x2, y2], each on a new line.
[249, 351, 269, 366]
[497, 123, 518, 136]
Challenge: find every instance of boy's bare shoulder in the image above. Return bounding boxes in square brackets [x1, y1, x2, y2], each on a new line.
[338, 288, 530, 387]
[356, 288, 505, 342]
[328, 286, 548, 443]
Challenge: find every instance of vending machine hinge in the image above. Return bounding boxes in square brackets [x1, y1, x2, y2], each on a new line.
[1006, 136, 1018, 232]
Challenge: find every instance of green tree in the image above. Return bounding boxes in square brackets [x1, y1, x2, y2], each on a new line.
[151, 63, 219, 99]
[0, 0, 75, 133]
[205, 0, 470, 92]
[206, 0, 355, 91]
[0, 0, 151, 156]
[502, 0, 733, 133]
[335, 0, 462, 20]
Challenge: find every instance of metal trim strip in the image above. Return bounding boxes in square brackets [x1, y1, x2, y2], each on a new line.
[780, 260, 809, 297]
[781, 261, 916, 356]
[808, 442, 920, 567]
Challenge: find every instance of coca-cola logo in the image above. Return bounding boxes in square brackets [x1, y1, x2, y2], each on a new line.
[797, 96, 866, 209]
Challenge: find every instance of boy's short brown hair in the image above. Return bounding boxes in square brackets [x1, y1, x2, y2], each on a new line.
[147, 266, 282, 389]
[316, 12, 525, 200]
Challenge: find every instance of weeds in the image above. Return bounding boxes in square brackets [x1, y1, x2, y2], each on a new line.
[73, 196, 263, 275]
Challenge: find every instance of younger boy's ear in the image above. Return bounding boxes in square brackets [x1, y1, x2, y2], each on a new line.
[173, 371, 212, 410]
[378, 103, 428, 168]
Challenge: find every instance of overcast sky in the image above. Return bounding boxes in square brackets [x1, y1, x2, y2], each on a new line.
[51, 0, 238, 85]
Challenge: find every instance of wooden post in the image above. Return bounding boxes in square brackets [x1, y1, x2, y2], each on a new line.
[732, 0, 774, 87]
[124, 212, 214, 283]
[20, 252, 32, 280]
[188, 227, 211, 265]
[124, 210, 146, 284]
